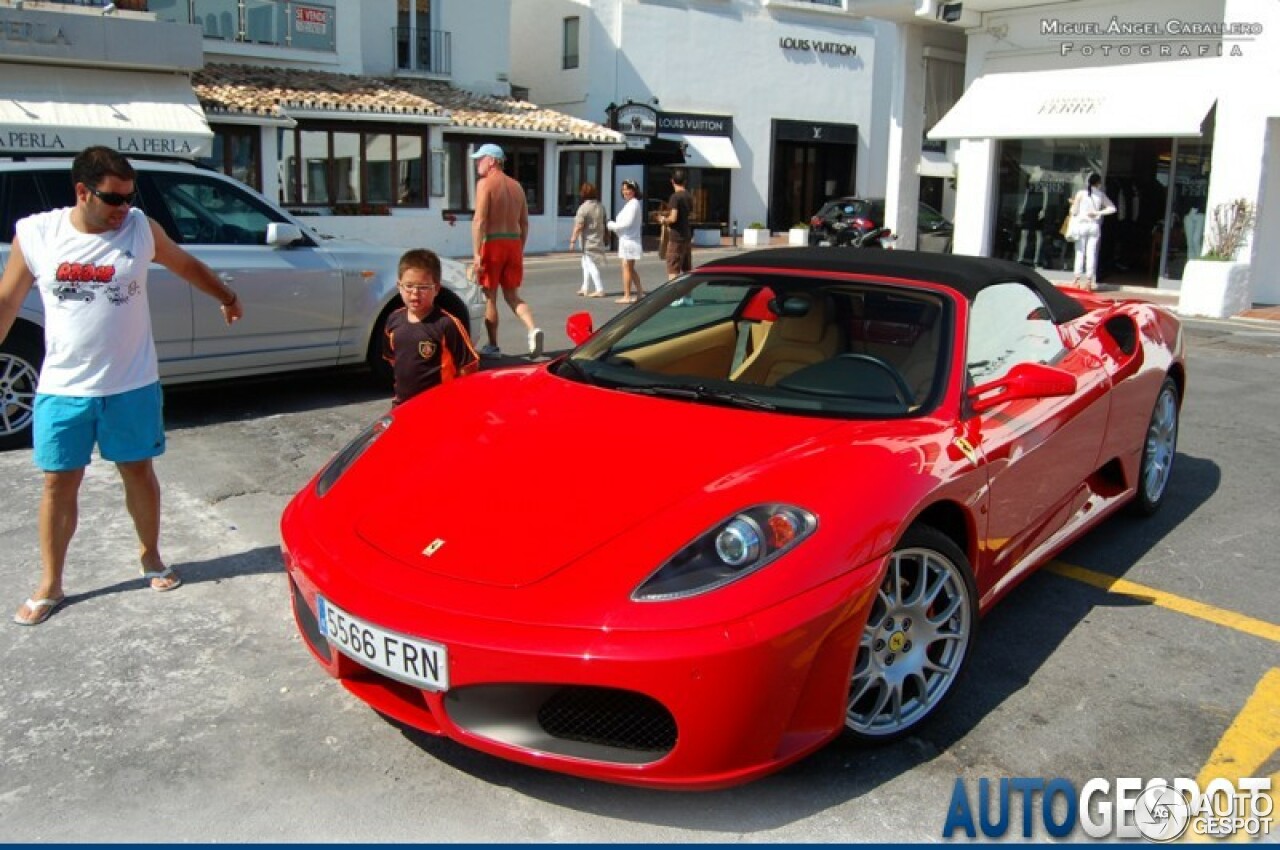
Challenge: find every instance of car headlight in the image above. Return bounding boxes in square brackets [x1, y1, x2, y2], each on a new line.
[315, 415, 392, 497]
[633, 504, 817, 601]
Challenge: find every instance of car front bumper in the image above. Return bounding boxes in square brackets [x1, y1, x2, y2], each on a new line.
[280, 510, 884, 790]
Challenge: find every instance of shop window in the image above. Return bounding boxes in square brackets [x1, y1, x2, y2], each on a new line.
[923, 56, 963, 154]
[558, 151, 602, 216]
[643, 164, 732, 233]
[994, 139, 1103, 272]
[443, 136, 544, 216]
[280, 122, 430, 211]
[201, 126, 262, 192]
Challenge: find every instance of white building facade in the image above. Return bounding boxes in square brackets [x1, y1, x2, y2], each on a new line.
[0, 0, 624, 258]
[511, 0, 967, 247]
[927, 0, 1279, 302]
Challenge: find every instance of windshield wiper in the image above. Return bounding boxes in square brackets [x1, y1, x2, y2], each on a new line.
[555, 356, 596, 385]
[622, 383, 776, 411]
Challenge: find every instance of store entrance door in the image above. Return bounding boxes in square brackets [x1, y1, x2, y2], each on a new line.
[770, 120, 858, 233]
[770, 142, 856, 232]
[1100, 138, 1169, 286]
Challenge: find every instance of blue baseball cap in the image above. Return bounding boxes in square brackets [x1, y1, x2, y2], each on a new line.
[470, 143, 505, 160]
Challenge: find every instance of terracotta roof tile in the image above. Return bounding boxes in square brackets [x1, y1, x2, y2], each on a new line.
[192, 64, 623, 144]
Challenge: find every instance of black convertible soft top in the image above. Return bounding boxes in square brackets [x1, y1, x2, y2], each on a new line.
[698, 248, 1087, 323]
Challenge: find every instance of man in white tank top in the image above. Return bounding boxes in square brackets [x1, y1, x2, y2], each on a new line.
[0, 146, 244, 625]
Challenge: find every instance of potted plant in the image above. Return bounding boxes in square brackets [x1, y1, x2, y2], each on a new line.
[1178, 198, 1256, 319]
[788, 222, 810, 247]
[743, 221, 769, 247]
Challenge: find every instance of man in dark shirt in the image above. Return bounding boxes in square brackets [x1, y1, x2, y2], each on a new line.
[660, 168, 694, 280]
[382, 249, 478, 405]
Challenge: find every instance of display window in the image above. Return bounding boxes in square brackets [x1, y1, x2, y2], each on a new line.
[994, 129, 1213, 285]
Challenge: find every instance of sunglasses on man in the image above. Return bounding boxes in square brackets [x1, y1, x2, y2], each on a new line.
[88, 186, 138, 207]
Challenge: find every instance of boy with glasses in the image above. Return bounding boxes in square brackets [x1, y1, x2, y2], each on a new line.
[382, 249, 478, 406]
[0, 145, 243, 626]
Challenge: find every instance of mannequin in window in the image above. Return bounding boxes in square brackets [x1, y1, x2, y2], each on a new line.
[1183, 206, 1204, 258]
[1017, 167, 1047, 266]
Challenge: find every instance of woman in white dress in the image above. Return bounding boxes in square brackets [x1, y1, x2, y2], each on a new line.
[1069, 173, 1117, 290]
[606, 180, 646, 303]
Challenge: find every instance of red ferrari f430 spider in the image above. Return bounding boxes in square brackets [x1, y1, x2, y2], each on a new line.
[281, 249, 1185, 789]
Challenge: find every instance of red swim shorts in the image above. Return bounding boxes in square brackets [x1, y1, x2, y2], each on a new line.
[478, 238, 523, 290]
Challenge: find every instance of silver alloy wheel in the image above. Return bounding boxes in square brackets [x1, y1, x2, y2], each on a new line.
[1142, 383, 1179, 506]
[847, 544, 973, 737]
[0, 350, 39, 439]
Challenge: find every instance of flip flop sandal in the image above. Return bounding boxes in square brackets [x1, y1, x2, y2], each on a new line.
[140, 566, 183, 593]
[13, 596, 64, 626]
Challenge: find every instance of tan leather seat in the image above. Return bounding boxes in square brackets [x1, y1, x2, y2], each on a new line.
[731, 295, 839, 386]
[897, 309, 942, 404]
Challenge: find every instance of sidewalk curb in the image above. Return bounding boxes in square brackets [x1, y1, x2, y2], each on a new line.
[520, 247, 1278, 323]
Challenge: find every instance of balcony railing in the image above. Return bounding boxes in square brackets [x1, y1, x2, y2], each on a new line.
[394, 27, 451, 76]
[149, 0, 336, 52]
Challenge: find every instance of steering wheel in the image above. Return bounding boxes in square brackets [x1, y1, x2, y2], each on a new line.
[837, 353, 913, 406]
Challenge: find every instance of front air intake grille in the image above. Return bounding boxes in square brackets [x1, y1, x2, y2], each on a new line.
[536, 686, 677, 753]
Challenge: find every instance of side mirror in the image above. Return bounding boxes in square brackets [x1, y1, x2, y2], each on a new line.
[266, 222, 303, 247]
[968, 362, 1076, 413]
[566, 311, 594, 345]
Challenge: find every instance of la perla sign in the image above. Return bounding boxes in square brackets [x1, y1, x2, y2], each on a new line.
[0, 19, 72, 46]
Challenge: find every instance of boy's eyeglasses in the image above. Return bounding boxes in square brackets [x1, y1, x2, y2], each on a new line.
[88, 186, 138, 207]
[399, 283, 440, 293]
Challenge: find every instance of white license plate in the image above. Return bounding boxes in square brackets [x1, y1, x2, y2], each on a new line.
[317, 596, 448, 691]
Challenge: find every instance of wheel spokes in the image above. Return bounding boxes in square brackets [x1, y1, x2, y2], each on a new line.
[847, 546, 972, 737]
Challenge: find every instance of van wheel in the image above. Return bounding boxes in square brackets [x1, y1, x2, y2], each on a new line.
[0, 323, 44, 451]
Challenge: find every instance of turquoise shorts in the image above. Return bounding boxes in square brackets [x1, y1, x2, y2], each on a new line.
[33, 382, 165, 472]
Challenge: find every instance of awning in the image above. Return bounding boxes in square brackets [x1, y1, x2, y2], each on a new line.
[928, 60, 1219, 140]
[0, 65, 213, 158]
[661, 133, 742, 169]
[614, 136, 685, 166]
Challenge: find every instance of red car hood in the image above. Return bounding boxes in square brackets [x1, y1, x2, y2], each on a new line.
[352, 367, 841, 588]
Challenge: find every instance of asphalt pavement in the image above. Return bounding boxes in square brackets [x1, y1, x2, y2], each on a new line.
[1, 245, 1277, 842]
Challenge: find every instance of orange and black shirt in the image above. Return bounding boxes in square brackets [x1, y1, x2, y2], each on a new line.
[382, 307, 478, 405]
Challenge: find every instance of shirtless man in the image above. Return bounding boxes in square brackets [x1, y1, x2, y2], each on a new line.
[470, 144, 542, 357]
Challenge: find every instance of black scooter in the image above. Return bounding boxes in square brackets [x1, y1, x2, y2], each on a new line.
[838, 226, 895, 249]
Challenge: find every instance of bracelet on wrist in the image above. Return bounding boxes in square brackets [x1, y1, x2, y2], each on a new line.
[221, 290, 238, 308]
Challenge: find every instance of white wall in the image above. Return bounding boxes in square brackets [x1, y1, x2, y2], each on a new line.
[441, 0, 514, 96]
[513, 0, 899, 231]
[944, 0, 1276, 274]
[510, 0, 592, 110]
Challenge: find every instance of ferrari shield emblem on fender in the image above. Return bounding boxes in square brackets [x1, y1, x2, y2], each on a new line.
[422, 538, 445, 557]
[418, 339, 437, 359]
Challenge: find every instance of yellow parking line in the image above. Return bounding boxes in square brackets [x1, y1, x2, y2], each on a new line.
[1046, 561, 1280, 644]
[1192, 668, 1280, 844]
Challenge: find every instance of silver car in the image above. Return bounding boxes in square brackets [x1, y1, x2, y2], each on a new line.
[0, 158, 484, 450]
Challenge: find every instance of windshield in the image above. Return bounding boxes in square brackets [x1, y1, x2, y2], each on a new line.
[820, 199, 873, 221]
[560, 274, 951, 418]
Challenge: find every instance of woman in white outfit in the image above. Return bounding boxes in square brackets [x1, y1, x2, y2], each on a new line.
[606, 180, 645, 303]
[1070, 173, 1117, 290]
[569, 182, 607, 297]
